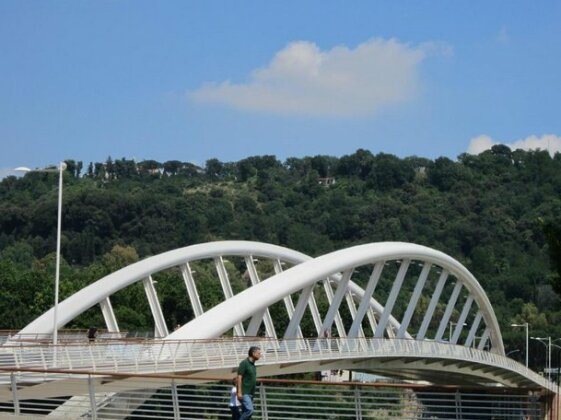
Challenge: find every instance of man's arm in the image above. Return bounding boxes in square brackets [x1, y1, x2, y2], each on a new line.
[236, 374, 243, 400]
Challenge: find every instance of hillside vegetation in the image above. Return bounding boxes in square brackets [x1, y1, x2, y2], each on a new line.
[1, 147, 560, 369]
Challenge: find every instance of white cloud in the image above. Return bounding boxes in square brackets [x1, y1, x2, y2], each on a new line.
[467, 134, 561, 156]
[189, 38, 444, 117]
[0, 168, 19, 179]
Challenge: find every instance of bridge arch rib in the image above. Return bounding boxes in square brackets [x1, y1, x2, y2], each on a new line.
[18, 241, 504, 355]
[19, 241, 312, 337]
[170, 242, 504, 355]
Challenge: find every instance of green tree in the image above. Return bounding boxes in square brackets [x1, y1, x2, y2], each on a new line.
[542, 218, 561, 294]
[205, 158, 224, 179]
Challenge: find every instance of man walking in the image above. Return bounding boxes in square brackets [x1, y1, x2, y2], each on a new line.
[237, 346, 261, 420]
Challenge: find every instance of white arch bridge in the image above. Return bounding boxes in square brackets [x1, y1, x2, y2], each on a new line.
[1, 241, 555, 396]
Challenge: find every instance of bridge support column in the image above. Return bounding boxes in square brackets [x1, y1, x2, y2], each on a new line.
[88, 375, 97, 420]
[348, 262, 383, 339]
[454, 390, 461, 419]
[417, 270, 448, 340]
[375, 260, 410, 338]
[354, 386, 362, 420]
[259, 384, 268, 420]
[171, 379, 181, 420]
[100, 297, 119, 333]
[274, 259, 303, 339]
[143, 276, 169, 338]
[10, 372, 19, 416]
[180, 263, 204, 317]
[215, 257, 244, 336]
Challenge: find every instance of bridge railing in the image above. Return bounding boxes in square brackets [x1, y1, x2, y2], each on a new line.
[0, 337, 555, 391]
[0, 330, 143, 345]
[0, 369, 548, 419]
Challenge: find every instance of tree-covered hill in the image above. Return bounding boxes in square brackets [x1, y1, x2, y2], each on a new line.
[1, 147, 560, 369]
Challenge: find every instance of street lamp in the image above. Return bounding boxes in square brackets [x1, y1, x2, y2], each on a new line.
[511, 322, 529, 368]
[15, 162, 66, 345]
[551, 341, 561, 386]
[531, 336, 551, 381]
[506, 349, 521, 357]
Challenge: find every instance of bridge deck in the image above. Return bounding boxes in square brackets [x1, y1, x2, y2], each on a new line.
[0, 337, 554, 393]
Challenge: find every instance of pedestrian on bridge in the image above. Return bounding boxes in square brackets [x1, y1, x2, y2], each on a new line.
[87, 327, 97, 343]
[237, 346, 261, 420]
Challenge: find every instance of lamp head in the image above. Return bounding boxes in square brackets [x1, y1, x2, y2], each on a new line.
[14, 162, 66, 174]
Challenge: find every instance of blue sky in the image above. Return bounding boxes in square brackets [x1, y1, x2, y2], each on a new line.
[1, 1, 560, 176]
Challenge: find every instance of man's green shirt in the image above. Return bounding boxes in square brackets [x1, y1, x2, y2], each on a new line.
[238, 357, 257, 396]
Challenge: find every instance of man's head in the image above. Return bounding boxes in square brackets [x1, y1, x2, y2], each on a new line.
[248, 346, 261, 361]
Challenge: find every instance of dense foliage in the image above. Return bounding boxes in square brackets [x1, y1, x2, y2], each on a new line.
[1, 147, 560, 370]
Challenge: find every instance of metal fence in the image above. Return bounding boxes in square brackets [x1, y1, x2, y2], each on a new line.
[0, 371, 547, 419]
[0, 330, 144, 345]
[0, 336, 554, 392]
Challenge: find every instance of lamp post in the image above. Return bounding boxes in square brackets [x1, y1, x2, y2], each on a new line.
[531, 336, 551, 381]
[506, 349, 521, 357]
[551, 341, 561, 385]
[511, 322, 529, 368]
[15, 162, 66, 345]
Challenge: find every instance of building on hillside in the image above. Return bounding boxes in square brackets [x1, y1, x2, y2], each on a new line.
[318, 177, 336, 186]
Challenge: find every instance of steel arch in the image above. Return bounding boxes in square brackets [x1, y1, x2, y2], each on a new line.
[170, 242, 505, 355]
[17, 241, 504, 355]
[18, 241, 407, 342]
[18, 241, 309, 336]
